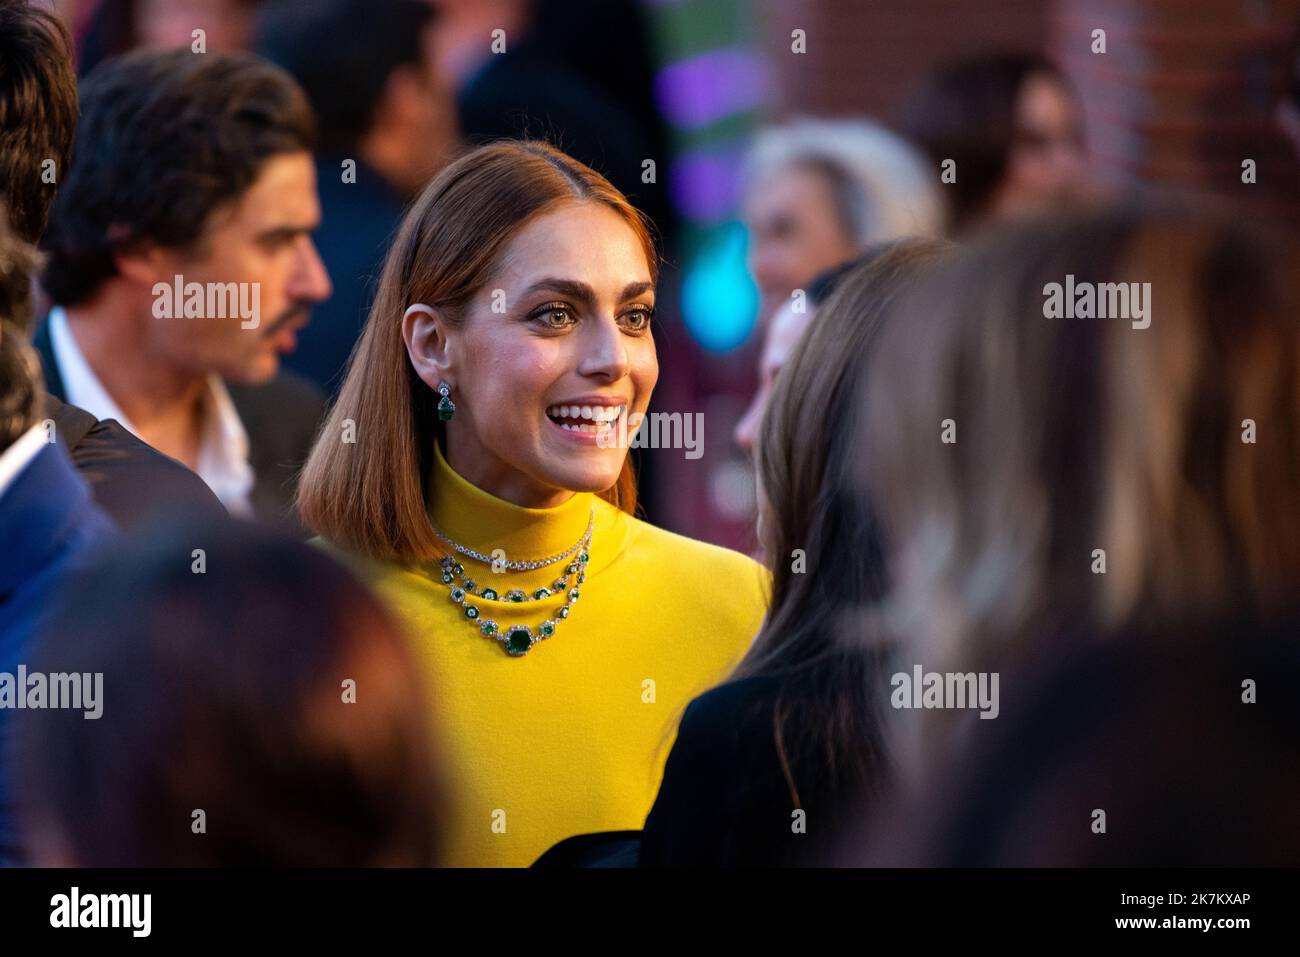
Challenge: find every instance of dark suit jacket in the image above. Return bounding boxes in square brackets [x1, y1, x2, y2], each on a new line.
[33, 321, 326, 529]
[42, 394, 227, 530]
[0, 441, 117, 860]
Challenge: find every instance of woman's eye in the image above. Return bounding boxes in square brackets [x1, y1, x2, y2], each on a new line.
[621, 307, 654, 332]
[534, 304, 574, 328]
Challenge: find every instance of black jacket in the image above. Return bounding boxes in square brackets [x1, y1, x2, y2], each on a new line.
[33, 320, 325, 528]
[41, 393, 227, 530]
[639, 673, 875, 867]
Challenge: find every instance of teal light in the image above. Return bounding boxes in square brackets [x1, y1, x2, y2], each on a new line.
[680, 222, 759, 353]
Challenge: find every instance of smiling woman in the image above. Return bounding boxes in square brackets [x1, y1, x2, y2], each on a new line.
[297, 140, 769, 867]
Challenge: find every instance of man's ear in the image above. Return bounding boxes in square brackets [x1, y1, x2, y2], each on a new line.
[112, 233, 171, 290]
[402, 303, 455, 392]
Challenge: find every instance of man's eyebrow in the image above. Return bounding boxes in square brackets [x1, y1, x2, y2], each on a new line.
[255, 222, 319, 243]
[519, 278, 655, 305]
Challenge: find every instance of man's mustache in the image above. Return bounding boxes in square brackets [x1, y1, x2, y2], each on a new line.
[262, 304, 310, 336]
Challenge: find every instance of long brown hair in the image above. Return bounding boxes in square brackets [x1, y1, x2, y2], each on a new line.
[864, 203, 1300, 687]
[730, 239, 952, 811]
[298, 141, 656, 561]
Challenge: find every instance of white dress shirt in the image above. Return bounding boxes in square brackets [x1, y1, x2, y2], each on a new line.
[47, 306, 255, 516]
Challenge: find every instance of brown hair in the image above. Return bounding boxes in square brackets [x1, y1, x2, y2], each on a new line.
[19, 517, 443, 866]
[729, 239, 952, 817]
[298, 140, 656, 562]
[864, 203, 1300, 682]
[899, 52, 1075, 233]
[0, 0, 77, 245]
[0, 207, 42, 449]
[42, 48, 315, 306]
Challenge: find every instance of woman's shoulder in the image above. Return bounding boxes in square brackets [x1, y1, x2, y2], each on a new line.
[608, 507, 769, 587]
[308, 536, 425, 590]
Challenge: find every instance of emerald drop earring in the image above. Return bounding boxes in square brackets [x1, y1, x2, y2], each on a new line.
[437, 381, 456, 421]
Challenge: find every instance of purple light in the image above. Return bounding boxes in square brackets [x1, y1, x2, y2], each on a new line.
[654, 48, 768, 130]
[670, 145, 748, 222]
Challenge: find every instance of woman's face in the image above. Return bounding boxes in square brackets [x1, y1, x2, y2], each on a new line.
[434, 201, 658, 507]
[993, 74, 1086, 220]
[745, 163, 856, 321]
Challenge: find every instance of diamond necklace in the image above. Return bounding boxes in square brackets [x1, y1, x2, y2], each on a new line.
[431, 507, 594, 656]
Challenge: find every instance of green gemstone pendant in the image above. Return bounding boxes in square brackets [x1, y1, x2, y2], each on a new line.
[504, 625, 534, 656]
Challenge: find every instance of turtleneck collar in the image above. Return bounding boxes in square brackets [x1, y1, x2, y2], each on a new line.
[426, 441, 596, 567]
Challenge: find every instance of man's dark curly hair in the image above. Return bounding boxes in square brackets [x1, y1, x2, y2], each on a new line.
[42, 48, 315, 307]
[0, 0, 78, 245]
[0, 206, 43, 449]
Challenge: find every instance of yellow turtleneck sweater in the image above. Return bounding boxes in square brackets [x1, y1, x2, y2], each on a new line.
[327, 444, 768, 867]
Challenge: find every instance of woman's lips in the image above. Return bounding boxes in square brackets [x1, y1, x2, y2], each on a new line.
[544, 403, 627, 444]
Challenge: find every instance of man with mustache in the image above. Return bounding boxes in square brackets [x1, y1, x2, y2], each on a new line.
[36, 49, 331, 524]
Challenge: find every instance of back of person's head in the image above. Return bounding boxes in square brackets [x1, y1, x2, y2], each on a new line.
[861, 616, 1300, 865]
[728, 239, 951, 821]
[255, 0, 434, 155]
[743, 118, 943, 247]
[17, 517, 443, 866]
[900, 51, 1080, 232]
[0, 207, 42, 450]
[0, 0, 77, 245]
[862, 202, 1300, 762]
[41, 47, 315, 308]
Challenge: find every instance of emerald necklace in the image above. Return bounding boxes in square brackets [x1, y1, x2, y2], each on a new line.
[432, 507, 595, 657]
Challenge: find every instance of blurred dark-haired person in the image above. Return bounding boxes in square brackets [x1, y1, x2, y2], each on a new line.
[0, 211, 115, 864]
[861, 204, 1300, 800]
[900, 52, 1089, 234]
[17, 518, 444, 866]
[256, 0, 459, 394]
[37, 49, 331, 526]
[637, 240, 951, 867]
[0, 0, 226, 529]
[862, 624, 1300, 866]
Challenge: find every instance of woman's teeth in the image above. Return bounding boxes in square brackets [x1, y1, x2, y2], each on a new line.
[546, 404, 625, 432]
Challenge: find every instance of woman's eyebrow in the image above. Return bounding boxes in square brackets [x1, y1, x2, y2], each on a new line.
[620, 281, 655, 301]
[517, 278, 655, 306]
[519, 278, 595, 307]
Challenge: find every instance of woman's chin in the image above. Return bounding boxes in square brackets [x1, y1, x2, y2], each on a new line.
[539, 457, 625, 495]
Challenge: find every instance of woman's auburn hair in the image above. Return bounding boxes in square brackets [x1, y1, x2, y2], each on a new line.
[297, 140, 657, 562]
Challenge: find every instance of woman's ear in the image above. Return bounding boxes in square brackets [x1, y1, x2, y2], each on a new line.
[402, 303, 454, 392]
